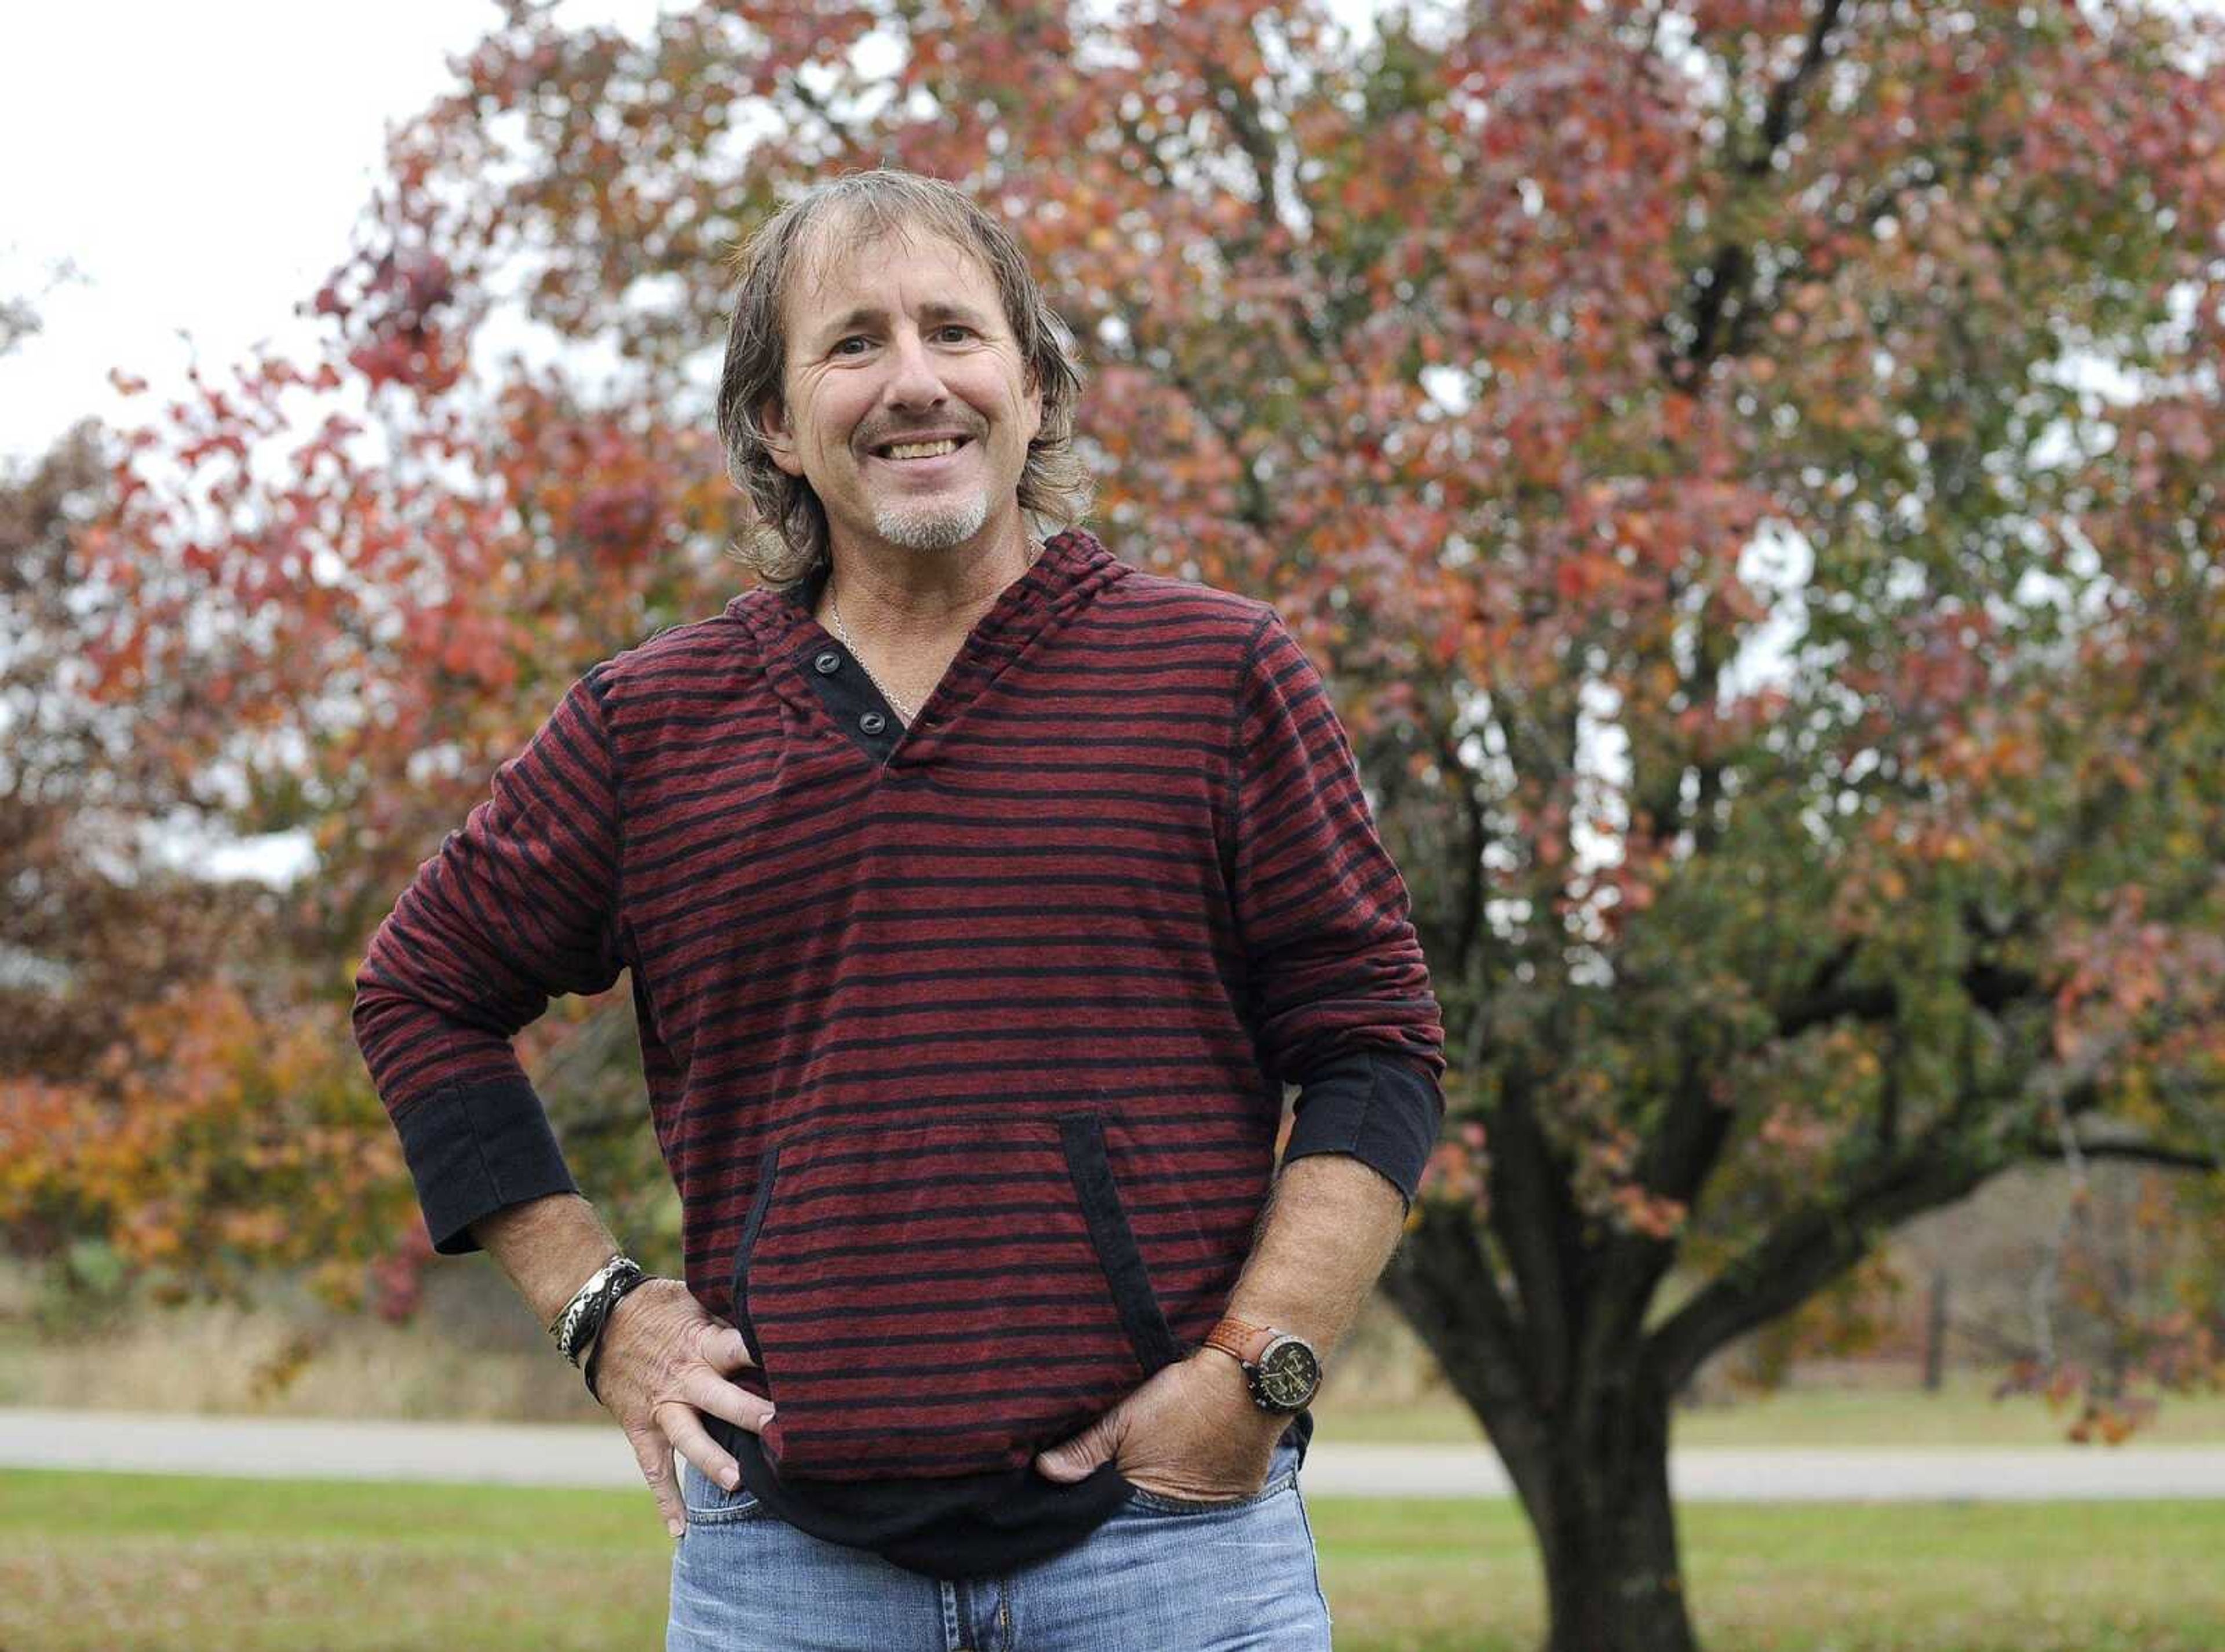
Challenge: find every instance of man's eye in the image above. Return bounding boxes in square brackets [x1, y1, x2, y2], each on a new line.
[932, 325, 974, 342]
[833, 337, 872, 355]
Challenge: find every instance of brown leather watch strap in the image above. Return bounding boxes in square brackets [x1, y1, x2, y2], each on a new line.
[1202, 1315, 1274, 1365]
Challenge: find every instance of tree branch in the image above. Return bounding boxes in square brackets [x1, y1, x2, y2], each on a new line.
[1770, 938, 1885, 1037]
[1578, 1042, 1734, 1408]
[779, 70, 870, 159]
[2023, 1137, 2220, 1174]
[1649, 1037, 2125, 1395]
[1658, 0, 1854, 387]
[1484, 1067, 1578, 1410]
[1647, 1126, 1993, 1397]
[1746, 1, 1850, 178]
[1435, 712, 1489, 976]
[1198, 56, 1331, 363]
[1201, 61, 1285, 246]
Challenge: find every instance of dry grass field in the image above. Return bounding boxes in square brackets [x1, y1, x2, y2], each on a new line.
[6, 1264, 2217, 1450]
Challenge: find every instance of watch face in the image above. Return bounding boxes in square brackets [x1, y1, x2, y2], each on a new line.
[1254, 1338, 1321, 1410]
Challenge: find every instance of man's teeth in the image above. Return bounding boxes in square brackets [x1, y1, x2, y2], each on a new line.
[883, 439, 962, 460]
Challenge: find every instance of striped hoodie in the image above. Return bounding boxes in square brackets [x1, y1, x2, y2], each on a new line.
[351, 526, 1446, 1575]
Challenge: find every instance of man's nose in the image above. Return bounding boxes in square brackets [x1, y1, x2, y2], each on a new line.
[881, 329, 948, 407]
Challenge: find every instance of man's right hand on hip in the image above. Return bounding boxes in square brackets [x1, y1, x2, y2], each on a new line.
[586, 1278, 776, 1537]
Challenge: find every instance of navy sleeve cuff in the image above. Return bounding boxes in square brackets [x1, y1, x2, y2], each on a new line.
[392, 1077, 581, 1255]
[1279, 1050, 1446, 1209]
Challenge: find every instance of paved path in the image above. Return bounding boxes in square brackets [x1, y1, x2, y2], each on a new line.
[4, 1410, 2219, 1501]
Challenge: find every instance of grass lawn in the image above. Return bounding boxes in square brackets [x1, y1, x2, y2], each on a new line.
[1, 1470, 2219, 1651]
[1313, 1370, 2225, 1450]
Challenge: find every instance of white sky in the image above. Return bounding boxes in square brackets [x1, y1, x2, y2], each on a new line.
[1, 0, 664, 884]
[0, 0, 662, 467]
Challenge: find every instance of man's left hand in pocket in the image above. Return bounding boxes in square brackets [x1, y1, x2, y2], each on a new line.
[1031, 1351, 1286, 1502]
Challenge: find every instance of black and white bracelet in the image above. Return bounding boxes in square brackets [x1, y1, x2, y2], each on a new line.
[583, 1297, 643, 1404]
[548, 1254, 647, 1368]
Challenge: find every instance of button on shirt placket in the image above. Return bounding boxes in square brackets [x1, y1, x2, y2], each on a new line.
[805, 643, 904, 765]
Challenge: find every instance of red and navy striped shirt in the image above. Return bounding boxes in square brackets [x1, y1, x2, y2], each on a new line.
[351, 526, 1446, 1574]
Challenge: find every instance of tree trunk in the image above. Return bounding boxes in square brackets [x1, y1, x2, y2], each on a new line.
[1923, 1269, 1947, 1392]
[1383, 1208, 1703, 1652]
[1514, 1385, 1698, 1652]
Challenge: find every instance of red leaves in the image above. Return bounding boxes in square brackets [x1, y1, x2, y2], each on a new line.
[1552, 552, 1606, 603]
[1610, 1184, 1689, 1243]
[368, 1222, 437, 1325]
[1993, 1319, 2217, 1449]
[1414, 1120, 1491, 1222]
[2048, 888, 2225, 1070]
[570, 479, 666, 567]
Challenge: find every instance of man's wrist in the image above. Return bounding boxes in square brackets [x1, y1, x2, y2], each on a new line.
[1192, 1345, 1298, 1432]
[549, 1253, 647, 1367]
[471, 1192, 627, 1328]
[582, 1274, 652, 1403]
[1199, 1315, 1325, 1413]
[578, 1270, 655, 1365]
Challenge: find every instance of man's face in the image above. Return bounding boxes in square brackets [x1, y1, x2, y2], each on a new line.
[764, 220, 1043, 556]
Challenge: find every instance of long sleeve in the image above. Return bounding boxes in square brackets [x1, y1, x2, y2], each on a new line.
[1229, 611, 1447, 1205]
[350, 670, 625, 1254]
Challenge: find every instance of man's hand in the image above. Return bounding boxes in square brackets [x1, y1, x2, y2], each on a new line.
[587, 1277, 777, 1537]
[1031, 1351, 1285, 1503]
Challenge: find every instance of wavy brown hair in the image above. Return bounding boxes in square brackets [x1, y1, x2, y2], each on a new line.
[715, 169, 1093, 587]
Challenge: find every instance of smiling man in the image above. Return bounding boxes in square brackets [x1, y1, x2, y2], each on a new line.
[351, 169, 1446, 1650]
[770, 234, 1039, 557]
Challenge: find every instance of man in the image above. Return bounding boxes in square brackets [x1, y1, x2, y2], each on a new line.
[352, 167, 1445, 1650]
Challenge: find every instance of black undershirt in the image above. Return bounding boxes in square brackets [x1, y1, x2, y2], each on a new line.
[711, 1407, 1315, 1578]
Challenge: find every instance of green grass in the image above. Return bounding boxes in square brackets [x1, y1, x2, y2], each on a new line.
[1311, 1498, 2225, 1651]
[1312, 1370, 2225, 1449]
[1, 1470, 2219, 1651]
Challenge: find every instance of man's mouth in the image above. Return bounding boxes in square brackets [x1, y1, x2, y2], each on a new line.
[870, 435, 972, 462]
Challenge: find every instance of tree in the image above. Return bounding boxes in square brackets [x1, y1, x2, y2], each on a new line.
[57, 2, 2225, 1647]
[0, 319, 424, 1311]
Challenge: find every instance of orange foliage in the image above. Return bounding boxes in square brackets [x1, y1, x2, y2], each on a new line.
[0, 980, 415, 1307]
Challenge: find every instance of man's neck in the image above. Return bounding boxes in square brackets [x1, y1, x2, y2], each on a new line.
[813, 526, 1040, 645]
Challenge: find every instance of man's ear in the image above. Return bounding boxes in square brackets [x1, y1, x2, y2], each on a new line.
[1022, 371, 1044, 449]
[761, 397, 805, 479]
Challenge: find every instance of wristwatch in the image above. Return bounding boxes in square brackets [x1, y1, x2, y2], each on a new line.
[1201, 1316, 1323, 1413]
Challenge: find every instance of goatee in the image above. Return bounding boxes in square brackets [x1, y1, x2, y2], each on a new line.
[873, 490, 991, 550]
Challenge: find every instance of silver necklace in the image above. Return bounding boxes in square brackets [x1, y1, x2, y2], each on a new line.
[829, 536, 1045, 725]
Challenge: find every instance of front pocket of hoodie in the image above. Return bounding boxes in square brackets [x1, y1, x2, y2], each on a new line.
[727, 1143, 782, 1373]
[737, 1110, 1181, 1482]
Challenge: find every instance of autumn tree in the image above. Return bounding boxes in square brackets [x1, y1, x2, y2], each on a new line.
[57, 2, 2225, 1648]
[0, 351, 711, 1293]
[0, 309, 431, 1309]
[0, 294, 207, 1083]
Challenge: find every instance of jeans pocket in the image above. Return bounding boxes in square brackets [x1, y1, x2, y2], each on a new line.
[1122, 1464, 1298, 1516]
[679, 1454, 767, 1526]
[1122, 1441, 1304, 1516]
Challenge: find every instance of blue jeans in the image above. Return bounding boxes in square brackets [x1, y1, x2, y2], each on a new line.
[667, 1438, 1333, 1650]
